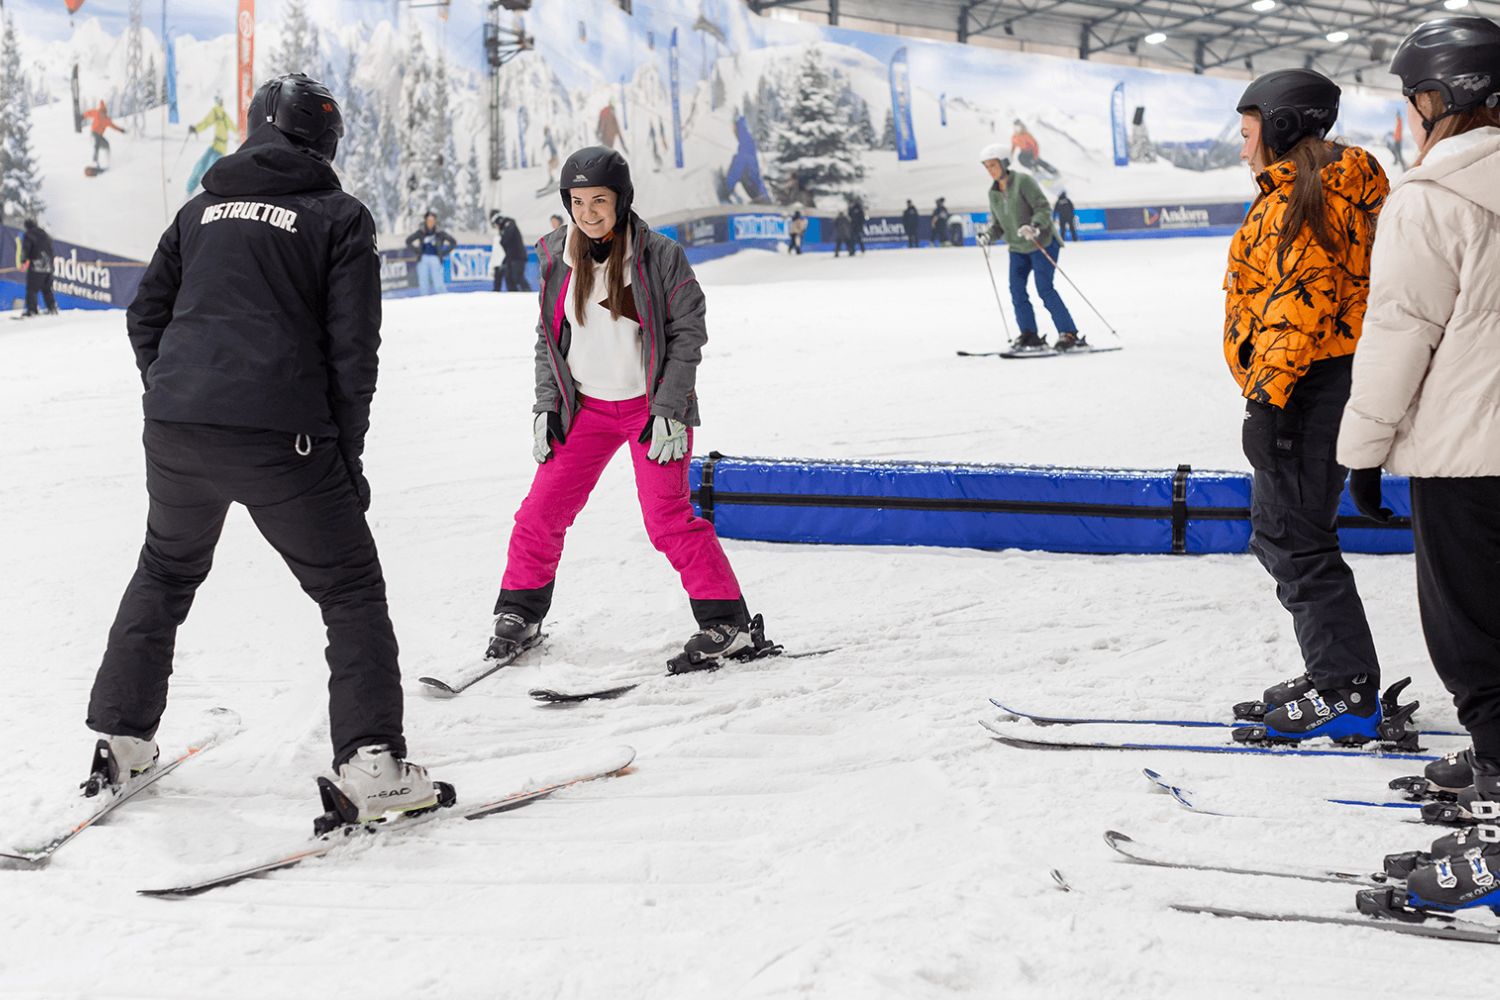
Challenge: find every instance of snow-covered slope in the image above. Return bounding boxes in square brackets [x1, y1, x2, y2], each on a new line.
[1, 239, 1486, 997]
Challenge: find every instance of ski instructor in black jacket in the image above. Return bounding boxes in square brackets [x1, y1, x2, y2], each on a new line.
[85, 74, 441, 830]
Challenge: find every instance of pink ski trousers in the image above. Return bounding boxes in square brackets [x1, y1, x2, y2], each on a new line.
[501, 395, 742, 600]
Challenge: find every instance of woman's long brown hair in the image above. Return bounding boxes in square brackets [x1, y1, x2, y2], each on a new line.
[1411, 92, 1500, 168]
[569, 223, 629, 325]
[1257, 126, 1348, 263]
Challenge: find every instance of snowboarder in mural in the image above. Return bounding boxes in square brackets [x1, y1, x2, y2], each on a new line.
[186, 95, 239, 195]
[717, 115, 770, 204]
[82, 100, 125, 174]
[1010, 119, 1060, 179]
[596, 105, 628, 153]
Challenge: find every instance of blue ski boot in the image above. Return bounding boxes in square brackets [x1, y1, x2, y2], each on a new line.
[1402, 764, 1500, 914]
[1259, 675, 1382, 744]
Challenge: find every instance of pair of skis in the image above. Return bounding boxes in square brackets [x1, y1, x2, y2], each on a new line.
[957, 344, 1123, 359]
[1103, 830, 1500, 945]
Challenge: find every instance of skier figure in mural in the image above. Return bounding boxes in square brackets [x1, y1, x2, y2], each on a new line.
[901, 199, 919, 247]
[1225, 68, 1389, 743]
[1010, 119, 1060, 179]
[929, 198, 950, 247]
[490, 212, 531, 292]
[1054, 190, 1078, 242]
[17, 217, 58, 318]
[85, 73, 444, 828]
[596, 105, 628, 153]
[717, 115, 770, 204]
[786, 209, 807, 254]
[648, 121, 663, 170]
[404, 211, 457, 296]
[485, 146, 776, 675]
[186, 95, 239, 195]
[847, 197, 867, 254]
[82, 100, 125, 174]
[977, 147, 1082, 353]
[1338, 14, 1500, 915]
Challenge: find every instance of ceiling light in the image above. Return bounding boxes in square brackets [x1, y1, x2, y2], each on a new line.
[1443, 0, 1470, 10]
[1144, 32, 1167, 44]
[1326, 30, 1349, 43]
[1250, 0, 1276, 12]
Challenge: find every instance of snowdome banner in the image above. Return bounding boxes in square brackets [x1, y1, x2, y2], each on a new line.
[0, 0, 1415, 268]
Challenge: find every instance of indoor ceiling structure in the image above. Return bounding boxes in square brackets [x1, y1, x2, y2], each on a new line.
[745, 0, 1500, 87]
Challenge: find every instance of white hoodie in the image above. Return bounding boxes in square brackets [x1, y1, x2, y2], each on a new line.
[1338, 126, 1500, 476]
[563, 231, 647, 401]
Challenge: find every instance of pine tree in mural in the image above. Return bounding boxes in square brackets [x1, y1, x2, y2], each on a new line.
[462, 142, 485, 231]
[401, 28, 438, 226]
[880, 108, 897, 151]
[0, 14, 44, 223]
[270, 0, 317, 78]
[429, 53, 460, 224]
[767, 47, 864, 204]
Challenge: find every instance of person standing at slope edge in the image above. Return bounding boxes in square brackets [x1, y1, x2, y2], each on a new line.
[485, 147, 774, 674]
[1336, 16, 1500, 914]
[977, 147, 1082, 352]
[405, 211, 457, 296]
[1224, 68, 1390, 744]
[85, 74, 443, 830]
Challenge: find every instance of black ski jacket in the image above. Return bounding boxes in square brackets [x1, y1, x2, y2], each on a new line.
[22, 223, 54, 270]
[499, 219, 526, 261]
[901, 205, 919, 229]
[405, 225, 457, 259]
[126, 127, 382, 462]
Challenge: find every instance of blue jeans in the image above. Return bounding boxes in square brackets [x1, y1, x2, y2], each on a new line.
[1008, 241, 1077, 335]
[416, 255, 445, 295]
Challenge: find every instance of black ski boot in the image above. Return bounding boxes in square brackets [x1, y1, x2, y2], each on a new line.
[1010, 330, 1048, 353]
[1239, 675, 1383, 745]
[1402, 763, 1500, 913]
[1054, 331, 1087, 352]
[486, 611, 541, 661]
[667, 613, 779, 675]
[1233, 672, 1314, 722]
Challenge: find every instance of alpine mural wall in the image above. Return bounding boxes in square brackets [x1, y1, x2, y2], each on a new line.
[0, 0, 1415, 274]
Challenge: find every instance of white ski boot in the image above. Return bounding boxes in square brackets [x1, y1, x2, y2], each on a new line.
[82, 735, 159, 797]
[314, 745, 451, 835]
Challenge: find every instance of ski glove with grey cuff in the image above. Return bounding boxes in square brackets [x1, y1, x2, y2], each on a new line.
[532, 411, 565, 464]
[639, 415, 688, 464]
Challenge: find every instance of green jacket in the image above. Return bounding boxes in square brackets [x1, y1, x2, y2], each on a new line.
[986, 173, 1056, 253]
[194, 106, 238, 154]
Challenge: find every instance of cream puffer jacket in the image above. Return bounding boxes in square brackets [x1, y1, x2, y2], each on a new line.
[1338, 126, 1500, 477]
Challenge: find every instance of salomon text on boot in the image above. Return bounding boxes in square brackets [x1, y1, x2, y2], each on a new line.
[1237, 675, 1382, 745]
[1401, 761, 1500, 913]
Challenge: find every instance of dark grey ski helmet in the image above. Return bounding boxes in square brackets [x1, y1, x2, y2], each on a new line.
[1390, 16, 1500, 132]
[1236, 68, 1341, 159]
[248, 73, 344, 162]
[559, 146, 633, 230]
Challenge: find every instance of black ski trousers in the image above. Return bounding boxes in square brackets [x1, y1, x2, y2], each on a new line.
[24, 270, 56, 314]
[1244, 358, 1379, 691]
[87, 420, 404, 768]
[1411, 476, 1500, 766]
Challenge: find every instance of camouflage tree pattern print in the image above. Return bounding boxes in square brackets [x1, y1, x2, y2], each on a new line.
[1222, 147, 1389, 408]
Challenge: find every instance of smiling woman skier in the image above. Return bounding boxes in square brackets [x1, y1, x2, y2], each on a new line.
[1223, 68, 1389, 744]
[483, 147, 773, 673]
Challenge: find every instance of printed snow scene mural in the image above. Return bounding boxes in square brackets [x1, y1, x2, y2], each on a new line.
[1, 0, 1414, 263]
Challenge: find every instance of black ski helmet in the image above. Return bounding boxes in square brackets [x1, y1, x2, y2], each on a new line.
[558, 146, 633, 230]
[1390, 16, 1500, 133]
[247, 73, 344, 162]
[1236, 68, 1341, 159]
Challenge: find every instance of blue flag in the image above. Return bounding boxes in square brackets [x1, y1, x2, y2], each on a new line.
[166, 34, 179, 124]
[670, 29, 684, 168]
[1111, 82, 1129, 166]
[940, 92, 947, 127]
[888, 48, 918, 161]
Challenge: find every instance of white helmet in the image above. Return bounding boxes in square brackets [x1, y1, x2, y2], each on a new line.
[978, 142, 1008, 165]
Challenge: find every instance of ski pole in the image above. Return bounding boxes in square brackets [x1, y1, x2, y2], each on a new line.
[1029, 235, 1120, 340]
[977, 237, 1013, 342]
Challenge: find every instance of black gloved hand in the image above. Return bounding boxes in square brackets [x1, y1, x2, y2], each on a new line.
[342, 451, 371, 513]
[1241, 399, 1284, 469]
[1348, 467, 1393, 524]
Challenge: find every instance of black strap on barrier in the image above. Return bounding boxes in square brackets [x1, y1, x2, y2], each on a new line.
[1171, 464, 1191, 555]
[697, 451, 720, 524]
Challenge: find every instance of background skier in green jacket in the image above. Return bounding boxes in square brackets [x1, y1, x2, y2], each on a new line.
[186, 96, 239, 195]
[976, 144, 1082, 352]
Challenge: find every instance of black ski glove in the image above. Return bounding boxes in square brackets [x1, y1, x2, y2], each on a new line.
[338, 443, 371, 512]
[1348, 468, 1393, 524]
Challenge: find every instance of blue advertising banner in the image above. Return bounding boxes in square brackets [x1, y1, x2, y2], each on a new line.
[888, 47, 918, 162]
[166, 34, 180, 125]
[1110, 82, 1128, 167]
[669, 28, 684, 169]
[1103, 201, 1249, 234]
[0, 226, 147, 311]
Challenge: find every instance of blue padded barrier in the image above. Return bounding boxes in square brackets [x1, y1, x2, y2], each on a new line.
[689, 454, 1413, 556]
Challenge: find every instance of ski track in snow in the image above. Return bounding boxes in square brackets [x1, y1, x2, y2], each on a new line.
[2, 240, 1490, 998]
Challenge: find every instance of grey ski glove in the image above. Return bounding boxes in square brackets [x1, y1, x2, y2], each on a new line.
[533, 412, 564, 464]
[642, 415, 688, 464]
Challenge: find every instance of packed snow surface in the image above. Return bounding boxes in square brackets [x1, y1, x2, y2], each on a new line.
[2, 238, 1487, 998]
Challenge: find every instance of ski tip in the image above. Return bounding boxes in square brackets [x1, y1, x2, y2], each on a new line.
[1103, 830, 1133, 849]
[986, 698, 1022, 721]
[1142, 768, 1162, 781]
[417, 677, 458, 696]
[1049, 869, 1072, 892]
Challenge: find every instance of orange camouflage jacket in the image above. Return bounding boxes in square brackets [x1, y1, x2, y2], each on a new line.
[1223, 146, 1389, 408]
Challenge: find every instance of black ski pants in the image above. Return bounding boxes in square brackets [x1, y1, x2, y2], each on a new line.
[1059, 217, 1077, 242]
[24, 270, 56, 314]
[1411, 476, 1500, 766]
[1244, 358, 1379, 691]
[503, 256, 531, 291]
[87, 420, 404, 768]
